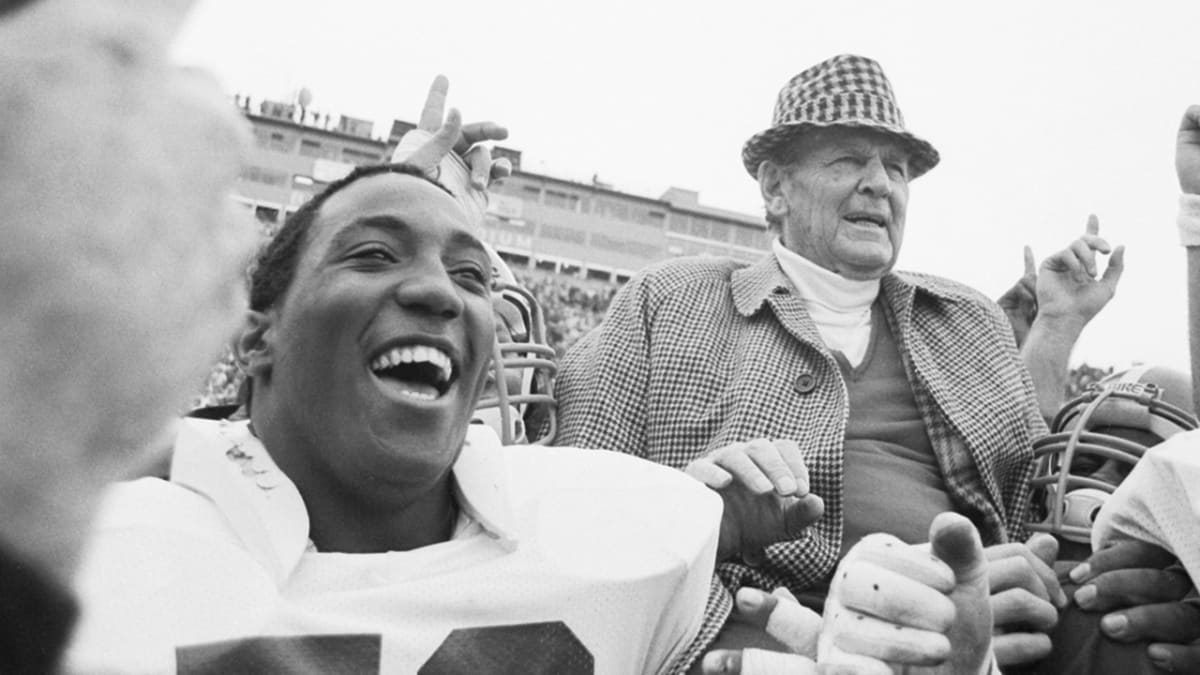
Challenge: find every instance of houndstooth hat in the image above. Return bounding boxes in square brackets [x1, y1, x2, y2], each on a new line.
[741, 54, 939, 179]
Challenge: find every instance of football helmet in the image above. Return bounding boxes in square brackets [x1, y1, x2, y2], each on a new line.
[471, 245, 558, 445]
[1028, 365, 1197, 543]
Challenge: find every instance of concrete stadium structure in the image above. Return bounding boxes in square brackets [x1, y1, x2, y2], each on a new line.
[232, 96, 769, 283]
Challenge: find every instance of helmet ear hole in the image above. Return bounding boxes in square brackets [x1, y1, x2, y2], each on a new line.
[1088, 505, 1102, 524]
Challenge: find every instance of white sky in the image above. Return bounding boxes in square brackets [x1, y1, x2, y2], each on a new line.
[175, 0, 1200, 371]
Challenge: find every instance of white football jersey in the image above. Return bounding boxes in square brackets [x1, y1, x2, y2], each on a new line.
[68, 419, 721, 674]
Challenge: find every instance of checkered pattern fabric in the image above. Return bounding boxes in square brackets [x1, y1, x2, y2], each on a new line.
[558, 253, 1043, 600]
[742, 54, 939, 178]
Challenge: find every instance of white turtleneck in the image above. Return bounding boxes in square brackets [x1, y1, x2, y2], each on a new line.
[772, 238, 881, 367]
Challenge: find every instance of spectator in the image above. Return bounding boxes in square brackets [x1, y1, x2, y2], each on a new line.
[0, 0, 253, 670]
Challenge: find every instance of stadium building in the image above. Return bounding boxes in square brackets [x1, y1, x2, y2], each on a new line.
[232, 95, 770, 283]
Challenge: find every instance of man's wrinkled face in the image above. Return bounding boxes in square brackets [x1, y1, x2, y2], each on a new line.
[263, 172, 495, 491]
[771, 127, 912, 280]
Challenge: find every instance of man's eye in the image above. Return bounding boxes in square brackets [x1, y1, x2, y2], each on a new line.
[451, 265, 488, 286]
[350, 247, 395, 262]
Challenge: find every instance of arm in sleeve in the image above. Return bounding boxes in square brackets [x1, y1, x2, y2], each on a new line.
[556, 274, 655, 457]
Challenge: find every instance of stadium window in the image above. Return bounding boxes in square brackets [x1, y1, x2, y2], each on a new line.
[734, 226, 762, 248]
[708, 222, 731, 242]
[544, 189, 579, 211]
[689, 217, 711, 239]
[534, 258, 557, 273]
[586, 268, 612, 282]
[239, 166, 288, 187]
[616, 273, 632, 284]
[342, 147, 381, 164]
[522, 185, 542, 201]
[299, 139, 323, 158]
[560, 263, 581, 277]
[668, 213, 689, 234]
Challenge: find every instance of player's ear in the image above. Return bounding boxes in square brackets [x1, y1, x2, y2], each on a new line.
[234, 310, 275, 380]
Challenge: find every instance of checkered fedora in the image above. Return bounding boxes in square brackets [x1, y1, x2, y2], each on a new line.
[741, 54, 939, 178]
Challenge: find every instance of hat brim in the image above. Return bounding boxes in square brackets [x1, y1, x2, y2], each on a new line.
[742, 120, 940, 180]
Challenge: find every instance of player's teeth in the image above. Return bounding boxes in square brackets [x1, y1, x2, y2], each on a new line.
[371, 345, 453, 382]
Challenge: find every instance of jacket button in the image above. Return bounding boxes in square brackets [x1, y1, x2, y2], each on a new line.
[793, 373, 817, 394]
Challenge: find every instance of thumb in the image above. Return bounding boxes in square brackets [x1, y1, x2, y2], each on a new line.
[783, 493, 824, 539]
[1101, 244, 1125, 289]
[929, 512, 987, 587]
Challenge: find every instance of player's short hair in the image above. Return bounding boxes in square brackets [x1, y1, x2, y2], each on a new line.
[248, 162, 450, 312]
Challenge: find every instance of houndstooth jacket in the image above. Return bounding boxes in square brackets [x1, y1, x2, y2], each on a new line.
[558, 252, 1044, 600]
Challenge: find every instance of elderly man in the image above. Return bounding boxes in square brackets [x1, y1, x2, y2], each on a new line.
[558, 54, 1121, 667]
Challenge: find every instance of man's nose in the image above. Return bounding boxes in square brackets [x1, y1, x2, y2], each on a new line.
[393, 265, 464, 319]
[857, 156, 892, 197]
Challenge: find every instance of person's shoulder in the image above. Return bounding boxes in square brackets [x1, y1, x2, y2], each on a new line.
[629, 255, 746, 295]
[891, 269, 995, 307]
[91, 476, 233, 539]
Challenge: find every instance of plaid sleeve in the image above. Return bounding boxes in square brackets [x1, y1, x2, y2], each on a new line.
[983, 297, 1043, 542]
[557, 274, 652, 457]
[665, 575, 734, 675]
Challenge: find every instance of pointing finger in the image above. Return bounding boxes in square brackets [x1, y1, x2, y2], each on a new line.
[1023, 245, 1037, 278]
[1085, 213, 1100, 237]
[402, 107, 462, 173]
[418, 75, 449, 132]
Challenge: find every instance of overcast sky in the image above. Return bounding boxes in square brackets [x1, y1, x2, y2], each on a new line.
[175, 0, 1200, 372]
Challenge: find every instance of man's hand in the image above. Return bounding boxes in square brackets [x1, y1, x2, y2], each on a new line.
[819, 513, 995, 674]
[391, 75, 511, 190]
[685, 439, 824, 564]
[1177, 105, 1200, 195]
[996, 246, 1038, 347]
[699, 588, 837, 675]
[1068, 541, 1190, 612]
[1034, 214, 1124, 328]
[983, 533, 1066, 665]
[1066, 540, 1199, 671]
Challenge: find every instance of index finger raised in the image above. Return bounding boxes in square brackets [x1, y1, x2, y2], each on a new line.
[418, 75, 449, 132]
[1023, 245, 1037, 278]
[1085, 213, 1100, 237]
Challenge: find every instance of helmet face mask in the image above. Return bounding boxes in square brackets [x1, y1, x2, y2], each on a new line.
[471, 245, 558, 445]
[1029, 366, 1198, 544]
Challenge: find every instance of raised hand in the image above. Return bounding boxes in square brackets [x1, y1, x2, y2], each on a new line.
[392, 75, 511, 191]
[1035, 214, 1124, 328]
[996, 245, 1038, 346]
[1177, 105, 1200, 195]
[685, 439, 824, 565]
